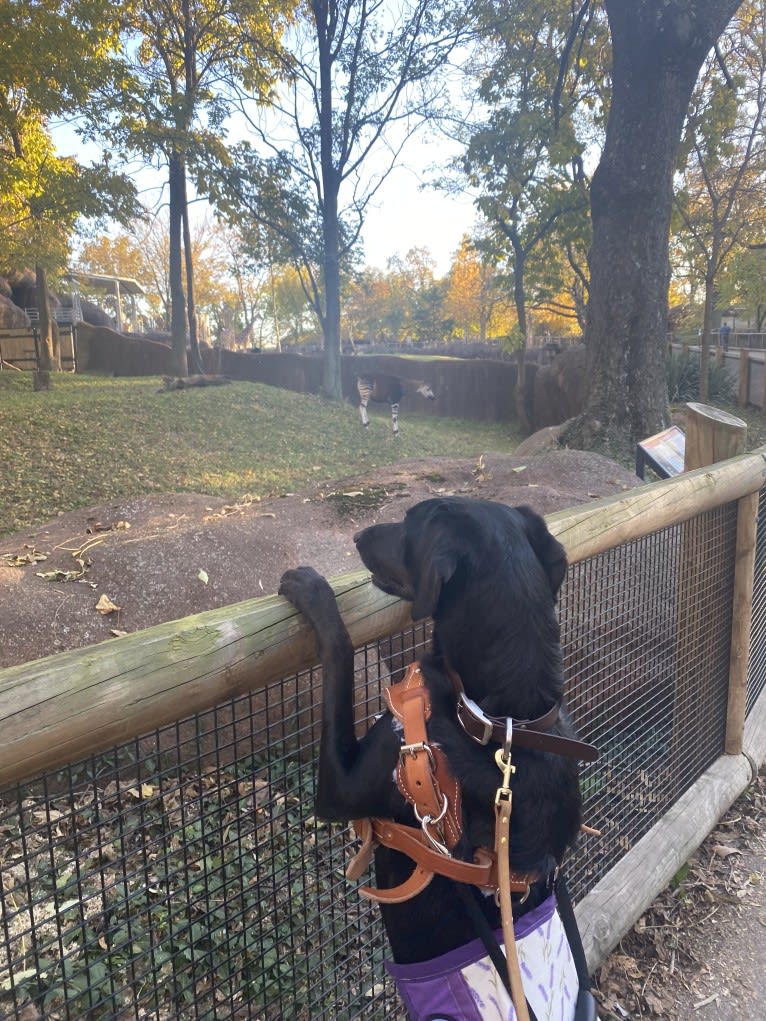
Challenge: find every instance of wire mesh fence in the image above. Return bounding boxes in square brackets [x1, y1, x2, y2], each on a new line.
[0, 499, 749, 1020]
[747, 488, 766, 716]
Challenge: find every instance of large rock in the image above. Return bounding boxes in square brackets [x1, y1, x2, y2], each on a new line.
[0, 293, 30, 329]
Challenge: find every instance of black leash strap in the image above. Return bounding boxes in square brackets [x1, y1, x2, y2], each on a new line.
[458, 873, 598, 1021]
[454, 884, 540, 1021]
[555, 872, 599, 1021]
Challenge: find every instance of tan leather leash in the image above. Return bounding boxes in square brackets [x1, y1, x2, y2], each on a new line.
[494, 720, 531, 1021]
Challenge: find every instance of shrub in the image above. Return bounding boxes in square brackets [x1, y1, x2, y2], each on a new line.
[666, 353, 736, 404]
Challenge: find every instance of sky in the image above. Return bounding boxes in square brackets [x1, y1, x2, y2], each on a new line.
[53, 119, 477, 279]
[359, 160, 477, 275]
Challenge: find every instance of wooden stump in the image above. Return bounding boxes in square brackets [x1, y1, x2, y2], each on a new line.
[684, 402, 747, 471]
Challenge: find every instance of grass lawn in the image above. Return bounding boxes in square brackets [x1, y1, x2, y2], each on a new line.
[0, 373, 523, 537]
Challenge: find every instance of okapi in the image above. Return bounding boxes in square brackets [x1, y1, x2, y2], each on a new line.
[356, 374, 435, 435]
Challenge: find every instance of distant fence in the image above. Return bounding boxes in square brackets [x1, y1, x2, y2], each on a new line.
[2, 452, 766, 1019]
[670, 340, 766, 412]
[218, 350, 523, 423]
[0, 328, 75, 372]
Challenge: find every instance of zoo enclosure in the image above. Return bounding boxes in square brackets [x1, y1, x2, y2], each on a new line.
[2, 452, 766, 1019]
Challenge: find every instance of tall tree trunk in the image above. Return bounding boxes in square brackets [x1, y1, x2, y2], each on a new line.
[168, 150, 188, 376]
[574, 0, 742, 447]
[181, 167, 204, 374]
[34, 265, 58, 373]
[315, 0, 342, 400]
[700, 259, 718, 402]
[321, 186, 343, 398]
[512, 243, 530, 431]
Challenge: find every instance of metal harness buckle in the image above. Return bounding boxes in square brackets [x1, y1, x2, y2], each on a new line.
[399, 741, 436, 770]
[415, 792, 451, 856]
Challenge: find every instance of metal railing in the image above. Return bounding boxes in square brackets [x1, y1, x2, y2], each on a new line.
[2, 453, 766, 1020]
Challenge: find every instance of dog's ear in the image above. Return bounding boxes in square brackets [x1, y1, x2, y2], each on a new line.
[411, 549, 459, 620]
[405, 503, 462, 620]
[516, 506, 568, 598]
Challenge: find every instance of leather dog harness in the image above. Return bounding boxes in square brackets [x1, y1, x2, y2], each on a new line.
[346, 662, 596, 902]
[347, 663, 535, 903]
[346, 661, 599, 1021]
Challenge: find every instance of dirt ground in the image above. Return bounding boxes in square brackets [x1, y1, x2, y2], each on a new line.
[0, 448, 640, 670]
[595, 768, 766, 1021]
[1, 447, 764, 1019]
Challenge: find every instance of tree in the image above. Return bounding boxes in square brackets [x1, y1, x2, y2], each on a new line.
[0, 0, 137, 370]
[718, 243, 766, 330]
[445, 237, 511, 342]
[461, 0, 600, 402]
[216, 0, 467, 398]
[572, 0, 743, 448]
[111, 0, 293, 374]
[77, 213, 243, 338]
[673, 2, 766, 398]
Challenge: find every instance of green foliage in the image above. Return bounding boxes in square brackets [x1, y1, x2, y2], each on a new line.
[0, 374, 522, 536]
[0, 1, 139, 272]
[672, 4, 766, 326]
[461, 0, 605, 336]
[666, 353, 736, 404]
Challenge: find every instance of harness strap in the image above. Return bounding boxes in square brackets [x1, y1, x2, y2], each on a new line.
[386, 663, 462, 851]
[347, 816, 538, 902]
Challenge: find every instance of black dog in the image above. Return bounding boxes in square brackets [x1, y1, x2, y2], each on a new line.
[279, 497, 583, 967]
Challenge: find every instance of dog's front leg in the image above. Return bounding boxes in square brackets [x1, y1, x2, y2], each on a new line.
[279, 566, 391, 821]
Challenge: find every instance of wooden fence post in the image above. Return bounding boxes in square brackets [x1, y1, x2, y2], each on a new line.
[675, 403, 749, 778]
[726, 490, 759, 754]
[739, 348, 749, 407]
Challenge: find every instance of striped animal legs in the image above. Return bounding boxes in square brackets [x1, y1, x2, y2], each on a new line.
[391, 403, 399, 435]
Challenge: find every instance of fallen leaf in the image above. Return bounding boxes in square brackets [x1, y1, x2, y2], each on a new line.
[511, 465, 527, 473]
[197, 569, 209, 585]
[110, 629, 128, 638]
[95, 594, 121, 614]
[36, 568, 83, 582]
[3, 548, 48, 567]
[711, 844, 741, 858]
[127, 784, 154, 799]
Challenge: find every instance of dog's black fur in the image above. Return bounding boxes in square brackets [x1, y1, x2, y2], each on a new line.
[279, 496, 583, 965]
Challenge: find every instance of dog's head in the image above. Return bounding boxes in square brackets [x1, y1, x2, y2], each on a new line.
[354, 497, 566, 621]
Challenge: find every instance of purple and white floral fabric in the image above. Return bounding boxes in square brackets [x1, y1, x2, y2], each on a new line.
[384, 894, 578, 1021]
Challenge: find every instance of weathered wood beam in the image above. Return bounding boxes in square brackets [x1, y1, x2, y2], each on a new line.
[547, 448, 766, 563]
[0, 571, 411, 788]
[726, 490, 759, 754]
